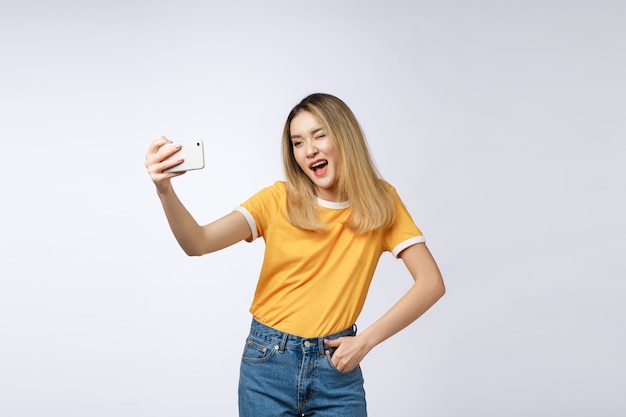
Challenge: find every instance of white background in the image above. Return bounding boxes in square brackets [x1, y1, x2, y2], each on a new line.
[1, 1, 625, 416]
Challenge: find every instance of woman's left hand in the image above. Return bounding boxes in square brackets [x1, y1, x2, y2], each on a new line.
[324, 335, 371, 372]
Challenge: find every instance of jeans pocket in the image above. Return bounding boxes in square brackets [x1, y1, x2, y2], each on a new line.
[241, 337, 277, 363]
[325, 348, 359, 375]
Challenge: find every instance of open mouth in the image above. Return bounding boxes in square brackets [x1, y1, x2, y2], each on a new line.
[310, 160, 328, 172]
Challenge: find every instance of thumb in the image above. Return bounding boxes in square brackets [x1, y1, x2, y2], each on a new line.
[324, 338, 341, 347]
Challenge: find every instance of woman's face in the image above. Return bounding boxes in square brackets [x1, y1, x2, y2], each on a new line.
[289, 111, 341, 202]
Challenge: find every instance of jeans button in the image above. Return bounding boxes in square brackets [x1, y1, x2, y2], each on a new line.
[304, 340, 311, 347]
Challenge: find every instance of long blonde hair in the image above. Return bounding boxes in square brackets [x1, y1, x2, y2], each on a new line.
[282, 93, 395, 234]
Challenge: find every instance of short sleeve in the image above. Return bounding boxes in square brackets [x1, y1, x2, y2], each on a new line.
[383, 184, 425, 258]
[236, 181, 286, 242]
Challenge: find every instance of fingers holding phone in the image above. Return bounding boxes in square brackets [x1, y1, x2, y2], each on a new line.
[145, 136, 182, 178]
[145, 137, 204, 192]
[163, 140, 205, 173]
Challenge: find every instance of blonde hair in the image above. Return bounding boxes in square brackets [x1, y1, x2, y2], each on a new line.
[281, 93, 395, 234]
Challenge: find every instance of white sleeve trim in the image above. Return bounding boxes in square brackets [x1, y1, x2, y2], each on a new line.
[233, 206, 258, 242]
[391, 236, 426, 258]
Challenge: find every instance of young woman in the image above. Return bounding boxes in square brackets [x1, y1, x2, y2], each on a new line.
[145, 93, 445, 417]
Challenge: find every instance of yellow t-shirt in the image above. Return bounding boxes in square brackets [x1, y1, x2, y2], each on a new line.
[235, 181, 425, 337]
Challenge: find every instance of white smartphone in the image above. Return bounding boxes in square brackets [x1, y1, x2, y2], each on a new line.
[163, 140, 205, 173]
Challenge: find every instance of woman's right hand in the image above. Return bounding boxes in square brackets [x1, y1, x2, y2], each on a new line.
[145, 136, 185, 193]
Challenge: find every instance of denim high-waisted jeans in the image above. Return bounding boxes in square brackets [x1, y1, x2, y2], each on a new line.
[238, 319, 367, 417]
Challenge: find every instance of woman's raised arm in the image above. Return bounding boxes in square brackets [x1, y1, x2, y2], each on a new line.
[145, 136, 251, 256]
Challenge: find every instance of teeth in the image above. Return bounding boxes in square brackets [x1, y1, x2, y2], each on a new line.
[311, 160, 327, 169]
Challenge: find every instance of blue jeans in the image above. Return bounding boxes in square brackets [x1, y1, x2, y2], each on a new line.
[238, 319, 367, 417]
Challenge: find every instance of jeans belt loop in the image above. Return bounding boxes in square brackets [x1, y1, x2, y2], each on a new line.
[278, 332, 288, 353]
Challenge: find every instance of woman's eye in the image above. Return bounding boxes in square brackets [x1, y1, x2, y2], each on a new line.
[292, 141, 302, 147]
[315, 134, 326, 139]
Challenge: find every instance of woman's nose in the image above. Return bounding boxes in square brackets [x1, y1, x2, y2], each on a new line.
[306, 142, 318, 157]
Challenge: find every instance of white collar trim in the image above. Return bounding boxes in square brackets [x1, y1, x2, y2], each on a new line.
[317, 198, 350, 209]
